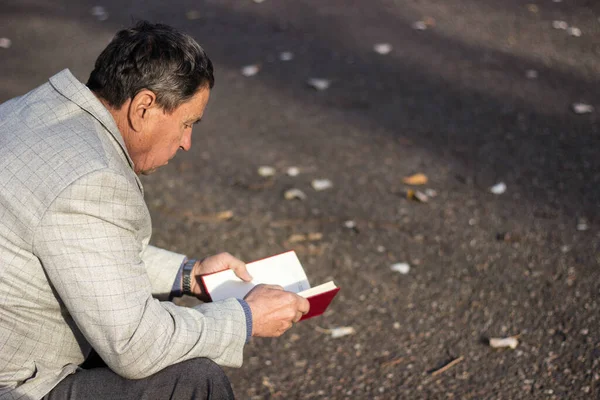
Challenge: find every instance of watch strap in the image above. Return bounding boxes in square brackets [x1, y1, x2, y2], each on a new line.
[182, 259, 196, 296]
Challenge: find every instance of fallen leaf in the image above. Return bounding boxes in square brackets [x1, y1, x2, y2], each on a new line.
[183, 210, 234, 223]
[284, 188, 307, 200]
[292, 243, 326, 255]
[262, 376, 275, 395]
[403, 173, 428, 185]
[288, 232, 323, 243]
[527, 4, 539, 13]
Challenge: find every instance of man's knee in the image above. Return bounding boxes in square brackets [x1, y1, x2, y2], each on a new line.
[170, 358, 234, 399]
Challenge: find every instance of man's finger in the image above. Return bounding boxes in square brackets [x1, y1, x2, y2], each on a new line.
[297, 296, 310, 314]
[293, 311, 303, 323]
[232, 263, 252, 282]
[221, 253, 252, 282]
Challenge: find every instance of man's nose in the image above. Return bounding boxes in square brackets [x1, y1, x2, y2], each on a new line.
[179, 132, 192, 151]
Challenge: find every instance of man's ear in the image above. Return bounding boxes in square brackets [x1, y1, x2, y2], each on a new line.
[128, 90, 157, 132]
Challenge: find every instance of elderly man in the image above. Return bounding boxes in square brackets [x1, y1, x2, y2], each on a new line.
[0, 21, 309, 400]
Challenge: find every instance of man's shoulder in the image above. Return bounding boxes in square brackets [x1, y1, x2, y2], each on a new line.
[0, 78, 138, 225]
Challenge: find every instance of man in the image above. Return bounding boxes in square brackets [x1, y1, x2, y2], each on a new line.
[0, 21, 309, 400]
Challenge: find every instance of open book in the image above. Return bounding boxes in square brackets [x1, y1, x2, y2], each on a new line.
[201, 251, 339, 321]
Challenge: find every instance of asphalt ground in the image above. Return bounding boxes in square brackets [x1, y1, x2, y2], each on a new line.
[1, 1, 599, 399]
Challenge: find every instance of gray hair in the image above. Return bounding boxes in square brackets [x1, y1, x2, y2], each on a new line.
[87, 21, 214, 113]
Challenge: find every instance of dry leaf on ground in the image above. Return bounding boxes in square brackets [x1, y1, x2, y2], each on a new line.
[403, 173, 428, 185]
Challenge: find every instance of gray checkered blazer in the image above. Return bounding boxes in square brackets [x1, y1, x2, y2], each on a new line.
[0, 70, 247, 400]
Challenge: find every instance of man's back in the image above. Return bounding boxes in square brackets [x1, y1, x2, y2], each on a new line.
[0, 70, 145, 399]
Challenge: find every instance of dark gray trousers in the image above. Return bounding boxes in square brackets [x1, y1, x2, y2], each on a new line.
[44, 355, 235, 400]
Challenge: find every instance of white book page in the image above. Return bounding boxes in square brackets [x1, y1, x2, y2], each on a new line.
[297, 281, 337, 298]
[203, 251, 311, 301]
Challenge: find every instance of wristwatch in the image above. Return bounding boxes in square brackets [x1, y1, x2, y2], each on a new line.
[182, 259, 197, 296]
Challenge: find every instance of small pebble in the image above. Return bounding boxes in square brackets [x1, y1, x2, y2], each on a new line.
[393, 322, 401, 329]
[572, 103, 594, 114]
[489, 337, 519, 349]
[311, 179, 333, 191]
[241, 65, 260, 77]
[279, 51, 294, 61]
[490, 182, 507, 195]
[257, 166, 275, 177]
[0, 38, 12, 49]
[330, 326, 355, 338]
[373, 43, 392, 55]
[90, 6, 109, 21]
[286, 167, 300, 176]
[307, 78, 331, 91]
[424, 188, 438, 198]
[525, 69, 538, 79]
[567, 26, 582, 37]
[390, 263, 410, 274]
[576, 218, 589, 231]
[412, 21, 427, 30]
[552, 20, 568, 30]
[343, 220, 357, 229]
[376, 245, 386, 253]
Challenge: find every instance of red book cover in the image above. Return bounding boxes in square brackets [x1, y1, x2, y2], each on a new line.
[300, 287, 341, 321]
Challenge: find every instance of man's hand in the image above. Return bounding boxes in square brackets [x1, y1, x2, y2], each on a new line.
[244, 284, 310, 337]
[191, 252, 252, 302]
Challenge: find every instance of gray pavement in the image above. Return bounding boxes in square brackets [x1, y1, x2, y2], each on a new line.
[1, 0, 599, 398]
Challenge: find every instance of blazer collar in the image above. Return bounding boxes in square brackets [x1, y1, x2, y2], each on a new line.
[48, 69, 136, 172]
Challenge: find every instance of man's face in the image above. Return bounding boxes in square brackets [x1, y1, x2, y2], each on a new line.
[133, 87, 210, 175]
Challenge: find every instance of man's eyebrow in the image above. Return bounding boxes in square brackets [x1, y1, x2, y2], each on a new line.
[186, 116, 203, 124]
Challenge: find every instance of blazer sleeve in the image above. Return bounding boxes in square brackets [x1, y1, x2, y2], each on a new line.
[140, 245, 186, 300]
[33, 168, 247, 378]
